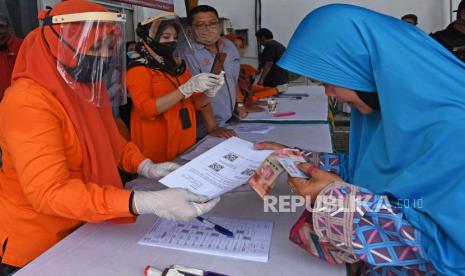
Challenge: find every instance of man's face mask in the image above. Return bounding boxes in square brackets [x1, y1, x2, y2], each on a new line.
[127, 50, 140, 59]
[63, 54, 112, 83]
[192, 19, 220, 46]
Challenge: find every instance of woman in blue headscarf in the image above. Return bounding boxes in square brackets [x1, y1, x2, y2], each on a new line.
[255, 3, 465, 275]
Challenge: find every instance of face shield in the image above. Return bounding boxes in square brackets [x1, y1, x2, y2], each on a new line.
[45, 12, 127, 107]
[137, 13, 191, 59]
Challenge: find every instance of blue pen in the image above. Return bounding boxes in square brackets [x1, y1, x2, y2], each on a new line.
[196, 217, 234, 238]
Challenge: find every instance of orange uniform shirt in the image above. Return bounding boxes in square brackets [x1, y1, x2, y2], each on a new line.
[0, 79, 145, 267]
[127, 66, 197, 162]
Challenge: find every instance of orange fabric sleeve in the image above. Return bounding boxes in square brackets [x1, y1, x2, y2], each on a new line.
[119, 139, 146, 173]
[251, 84, 279, 100]
[0, 90, 132, 222]
[127, 66, 158, 119]
[115, 117, 131, 141]
[113, 118, 146, 173]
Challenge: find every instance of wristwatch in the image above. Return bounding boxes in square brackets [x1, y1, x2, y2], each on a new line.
[236, 103, 245, 108]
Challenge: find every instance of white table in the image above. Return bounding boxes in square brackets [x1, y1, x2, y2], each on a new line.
[236, 123, 333, 153]
[16, 174, 346, 276]
[241, 85, 328, 123]
[181, 124, 334, 162]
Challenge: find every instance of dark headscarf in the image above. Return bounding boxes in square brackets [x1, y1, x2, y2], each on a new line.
[129, 20, 185, 76]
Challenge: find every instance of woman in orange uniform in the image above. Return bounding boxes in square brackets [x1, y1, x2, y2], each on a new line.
[127, 15, 225, 163]
[0, 1, 219, 273]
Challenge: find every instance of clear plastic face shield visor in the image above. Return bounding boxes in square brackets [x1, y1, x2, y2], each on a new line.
[48, 12, 127, 107]
[138, 12, 192, 57]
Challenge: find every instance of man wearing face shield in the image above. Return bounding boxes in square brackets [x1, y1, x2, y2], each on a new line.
[127, 14, 224, 163]
[178, 5, 244, 139]
[0, 1, 219, 272]
[0, 13, 22, 101]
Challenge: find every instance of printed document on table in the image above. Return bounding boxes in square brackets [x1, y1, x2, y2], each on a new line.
[160, 137, 273, 199]
[181, 136, 226, 161]
[233, 124, 275, 134]
[139, 216, 273, 262]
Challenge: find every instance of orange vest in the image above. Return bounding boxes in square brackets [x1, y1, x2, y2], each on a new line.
[0, 79, 145, 267]
[127, 66, 197, 162]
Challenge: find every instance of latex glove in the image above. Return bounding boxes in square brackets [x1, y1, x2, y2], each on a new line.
[137, 159, 180, 179]
[178, 73, 221, 98]
[133, 188, 221, 221]
[205, 71, 225, 97]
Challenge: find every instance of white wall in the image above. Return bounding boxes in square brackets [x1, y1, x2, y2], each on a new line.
[188, 0, 452, 61]
[37, 0, 459, 63]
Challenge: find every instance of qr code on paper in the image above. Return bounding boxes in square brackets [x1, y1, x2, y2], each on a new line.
[223, 153, 238, 162]
[241, 168, 255, 176]
[208, 162, 224, 172]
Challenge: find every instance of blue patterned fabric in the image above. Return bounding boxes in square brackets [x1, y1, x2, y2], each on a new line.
[278, 4, 465, 274]
[353, 187, 433, 273]
[316, 184, 436, 275]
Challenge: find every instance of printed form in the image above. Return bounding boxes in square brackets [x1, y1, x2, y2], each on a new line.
[139, 216, 273, 262]
[160, 137, 273, 199]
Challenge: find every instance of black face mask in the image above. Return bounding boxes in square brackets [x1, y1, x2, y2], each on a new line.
[42, 24, 113, 84]
[151, 41, 177, 59]
[63, 54, 112, 83]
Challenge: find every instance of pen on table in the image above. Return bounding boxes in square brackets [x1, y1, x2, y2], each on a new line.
[172, 265, 230, 276]
[196, 216, 234, 238]
[272, 111, 296, 117]
[145, 265, 230, 276]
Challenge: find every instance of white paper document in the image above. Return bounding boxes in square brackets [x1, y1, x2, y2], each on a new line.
[233, 124, 275, 134]
[160, 137, 273, 199]
[139, 216, 273, 262]
[181, 136, 226, 161]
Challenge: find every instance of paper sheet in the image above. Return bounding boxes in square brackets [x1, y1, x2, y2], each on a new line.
[160, 137, 274, 199]
[139, 216, 273, 262]
[181, 136, 226, 161]
[233, 124, 275, 134]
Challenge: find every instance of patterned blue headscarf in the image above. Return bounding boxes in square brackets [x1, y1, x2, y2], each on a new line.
[278, 4, 465, 274]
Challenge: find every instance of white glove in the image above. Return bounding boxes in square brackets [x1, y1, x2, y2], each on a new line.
[275, 83, 289, 93]
[205, 71, 225, 98]
[137, 159, 180, 179]
[178, 73, 221, 98]
[133, 188, 221, 221]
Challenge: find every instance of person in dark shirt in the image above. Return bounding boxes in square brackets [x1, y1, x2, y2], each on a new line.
[255, 28, 288, 87]
[401, 14, 418, 26]
[431, 0, 465, 62]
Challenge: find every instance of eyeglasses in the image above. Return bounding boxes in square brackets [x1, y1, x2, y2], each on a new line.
[192, 21, 219, 30]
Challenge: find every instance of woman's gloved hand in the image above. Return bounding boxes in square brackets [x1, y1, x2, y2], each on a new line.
[178, 73, 222, 98]
[133, 188, 220, 221]
[205, 71, 225, 98]
[137, 159, 180, 179]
